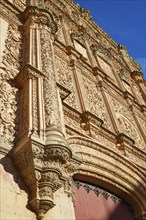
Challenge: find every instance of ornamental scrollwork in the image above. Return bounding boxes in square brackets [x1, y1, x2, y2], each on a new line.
[82, 76, 112, 130]
[0, 25, 22, 150]
[40, 30, 60, 128]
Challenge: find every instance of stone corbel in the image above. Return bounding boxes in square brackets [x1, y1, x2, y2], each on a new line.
[80, 111, 103, 131]
[116, 133, 135, 154]
[12, 126, 81, 220]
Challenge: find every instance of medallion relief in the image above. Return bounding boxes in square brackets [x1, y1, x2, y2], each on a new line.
[109, 96, 145, 150]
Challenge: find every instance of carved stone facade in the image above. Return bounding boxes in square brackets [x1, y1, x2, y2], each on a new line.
[0, 0, 146, 220]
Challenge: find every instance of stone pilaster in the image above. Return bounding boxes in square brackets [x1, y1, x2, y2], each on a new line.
[12, 3, 81, 220]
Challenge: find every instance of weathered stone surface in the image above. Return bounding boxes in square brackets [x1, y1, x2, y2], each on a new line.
[0, 0, 146, 219]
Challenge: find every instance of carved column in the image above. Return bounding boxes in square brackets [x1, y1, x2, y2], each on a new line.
[12, 3, 81, 220]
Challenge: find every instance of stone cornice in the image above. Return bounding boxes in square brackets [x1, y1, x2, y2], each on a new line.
[0, 0, 21, 25]
[21, 5, 58, 33]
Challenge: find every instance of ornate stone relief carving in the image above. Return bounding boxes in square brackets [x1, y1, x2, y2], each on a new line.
[55, 56, 72, 89]
[0, 25, 22, 151]
[0, 81, 17, 149]
[12, 128, 81, 220]
[1, 25, 22, 80]
[109, 96, 145, 150]
[13, 0, 26, 11]
[10, 6, 82, 220]
[40, 30, 61, 128]
[131, 80, 145, 105]
[118, 44, 141, 72]
[136, 116, 146, 139]
[63, 105, 84, 134]
[71, 32, 85, 45]
[55, 56, 79, 110]
[55, 19, 65, 44]
[82, 76, 112, 130]
[90, 43, 110, 59]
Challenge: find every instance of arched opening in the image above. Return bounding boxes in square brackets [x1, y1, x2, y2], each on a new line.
[74, 180, 135, 220]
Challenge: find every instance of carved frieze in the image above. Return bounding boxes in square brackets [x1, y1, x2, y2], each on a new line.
[63, 105, 84, 134]
[90, 43, 110, 59]
[13, 0, 26, 11]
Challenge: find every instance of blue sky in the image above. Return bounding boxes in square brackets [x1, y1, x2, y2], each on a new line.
[74, 0, 146, 79]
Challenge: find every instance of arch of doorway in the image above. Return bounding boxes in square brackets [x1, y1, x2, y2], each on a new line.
[68, 136, 146, 219]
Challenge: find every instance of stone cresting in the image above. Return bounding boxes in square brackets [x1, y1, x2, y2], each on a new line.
[9, 2, 81, 220]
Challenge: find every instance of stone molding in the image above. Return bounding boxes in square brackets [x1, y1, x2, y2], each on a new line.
[68, 136, 146, 217]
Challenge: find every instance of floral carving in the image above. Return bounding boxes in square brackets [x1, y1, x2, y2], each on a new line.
[39, 186, 53, 198]
[0, 82, 17, 144]
[55, 56, 79, 110]
[1, 25, 22, 80]
[82, 76, 112, 130]
[45, 147, 71, 163]
[0, 25, 22, 149]
[109, 96, 145, 149]
[41, 30, 60, 127]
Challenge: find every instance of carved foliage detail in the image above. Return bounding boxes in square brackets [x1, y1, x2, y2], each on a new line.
[40, 30, 60, 127]
[0, 81, 17, 147]
[109, 97, 145, 149]
[1, 25, 22, 80]
[13, 128, 81, 219]
[55, 56, 79, 110]
[0, 25, 22, 148]
[82, 77, 112, 130]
